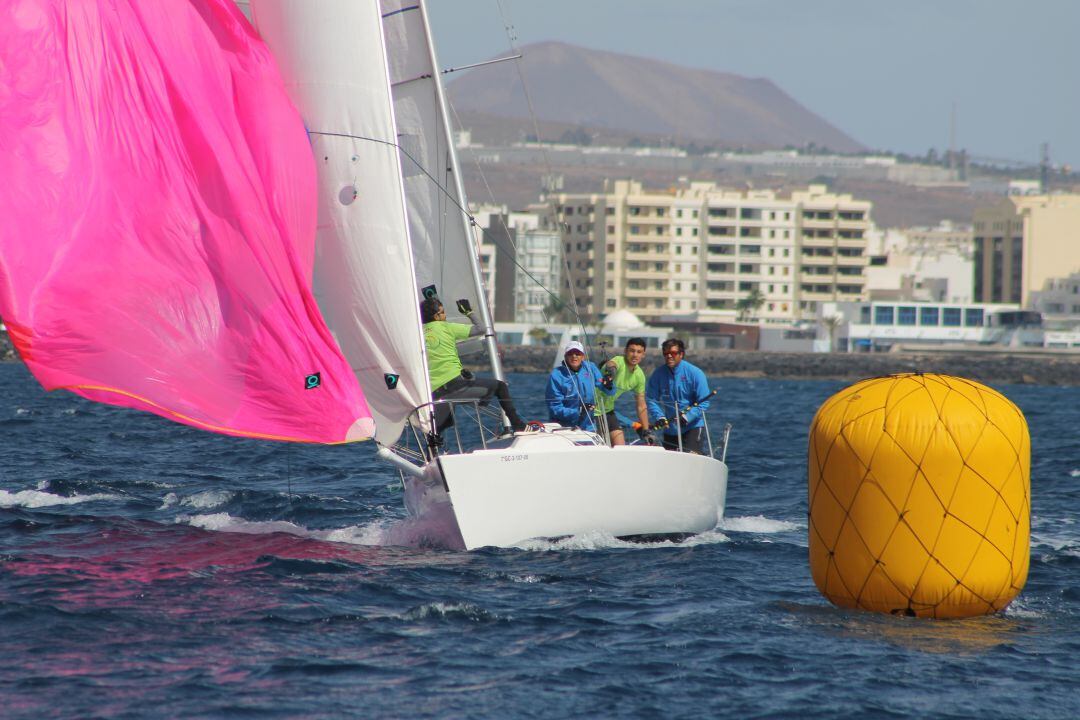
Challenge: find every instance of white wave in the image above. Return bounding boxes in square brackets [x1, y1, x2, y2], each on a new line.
[1003, 599, 1044, 619]
[720, 515, 802, 533]
[0, 489, 119, 508]
[514, 527, 730, 552]
[160, 490, 234, 512]
[182, 513, 307, 536]
[179, 512, 391, 546]
[318, 522, 389, 546]
[182, 490, 234, 509]
[1070, 469, 1080, 478]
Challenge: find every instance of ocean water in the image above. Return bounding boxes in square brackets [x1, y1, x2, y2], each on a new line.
[2, 361, 1079, 719]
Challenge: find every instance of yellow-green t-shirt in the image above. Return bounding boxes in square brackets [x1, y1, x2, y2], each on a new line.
[424, 320, 472, 391]
[594, 355, 646, 414]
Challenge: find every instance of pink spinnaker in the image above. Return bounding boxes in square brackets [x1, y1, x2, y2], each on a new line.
[0, 0, 374, 443]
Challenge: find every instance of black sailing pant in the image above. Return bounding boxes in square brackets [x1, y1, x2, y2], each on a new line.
[433, 374, 526, 432]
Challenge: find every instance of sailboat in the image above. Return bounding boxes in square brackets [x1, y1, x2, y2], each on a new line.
[0, 0, 727, 550]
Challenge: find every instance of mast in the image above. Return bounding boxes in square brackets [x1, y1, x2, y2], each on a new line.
[411, 0, 505, 382]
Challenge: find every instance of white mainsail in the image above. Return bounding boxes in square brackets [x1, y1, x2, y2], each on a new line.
[248, 0, 431, 445]
[379, 0, 503, 377]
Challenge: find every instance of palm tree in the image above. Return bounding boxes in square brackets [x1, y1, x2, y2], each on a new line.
[735, 288, 765, 322]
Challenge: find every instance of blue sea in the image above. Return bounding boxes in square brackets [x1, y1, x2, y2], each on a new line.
[2, 361, 1079, 719]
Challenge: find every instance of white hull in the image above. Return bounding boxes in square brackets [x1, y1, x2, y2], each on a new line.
[401, 428, 728, 550]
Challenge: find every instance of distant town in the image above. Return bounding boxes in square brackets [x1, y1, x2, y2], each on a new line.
[460, 136, 1080, 355]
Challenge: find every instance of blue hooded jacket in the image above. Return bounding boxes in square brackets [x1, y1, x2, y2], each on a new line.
[646, 359, 711, 434]
[545, 361, 605, 430]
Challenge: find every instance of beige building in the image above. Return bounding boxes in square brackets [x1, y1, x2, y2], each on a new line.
[972, 194, 1080, 306]
[546, 180, 872, 324]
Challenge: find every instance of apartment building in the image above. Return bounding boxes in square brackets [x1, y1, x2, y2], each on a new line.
[474, 206, 563, 324]
[972, 193, 1080, 306]
[547, 180, 872, 324]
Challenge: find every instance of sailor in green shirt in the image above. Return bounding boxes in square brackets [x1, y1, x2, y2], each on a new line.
[595, 337, 652, 445]
[421, 297, 525, 434]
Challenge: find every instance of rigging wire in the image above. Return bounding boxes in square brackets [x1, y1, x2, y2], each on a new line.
[490, 0, 594, 353]
[308, 129, 586, 326]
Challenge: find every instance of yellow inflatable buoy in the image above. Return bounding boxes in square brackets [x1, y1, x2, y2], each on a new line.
[808, 373, 1030, 618]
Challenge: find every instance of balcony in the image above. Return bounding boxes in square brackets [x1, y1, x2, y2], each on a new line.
[623, 269, 669, 280]
[624, 287, 669, 298]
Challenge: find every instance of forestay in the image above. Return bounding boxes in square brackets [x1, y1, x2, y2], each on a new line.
[0, 0, 372, 444]
[249, 0, 432, 445]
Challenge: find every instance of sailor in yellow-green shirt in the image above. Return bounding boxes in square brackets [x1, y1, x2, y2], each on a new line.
[421, 297, 525, 433]
[595, 337, 653, 445]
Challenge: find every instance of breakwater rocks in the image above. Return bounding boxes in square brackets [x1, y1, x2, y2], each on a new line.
[491, 345, 1080, 387]
[2, 331, 1075, 386]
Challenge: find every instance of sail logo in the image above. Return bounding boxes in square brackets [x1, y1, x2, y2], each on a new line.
[384, 373, 400, 390]
[421, 284, 439, 300]
[305, 373, 321, 390]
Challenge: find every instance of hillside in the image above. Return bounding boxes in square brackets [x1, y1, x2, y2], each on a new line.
[447, 41, 863, 153]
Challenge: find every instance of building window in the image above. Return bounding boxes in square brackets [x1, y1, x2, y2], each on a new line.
[919, 307, 939, 326]
[607, 226, 615, 234]
[874, 306, 894, 325]
[964, 308, 985, 326]
[897, 306, 917, 326]
[860, 306, 871, 324]
[943, 308, 962, 326]
[606, 299, 616, 307]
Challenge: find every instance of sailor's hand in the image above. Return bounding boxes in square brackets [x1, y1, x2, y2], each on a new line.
[640, 429, 658, 446]
[678, 412, 689, 426]
[603, 360, 617, 375]
[455, 298, 473, 315]
[653, 417, 670, 431]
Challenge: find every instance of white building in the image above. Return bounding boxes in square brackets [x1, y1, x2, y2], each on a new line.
[864, 222, 974, 304]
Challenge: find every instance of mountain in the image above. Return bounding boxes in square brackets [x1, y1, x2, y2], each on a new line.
[447, 42, 863, 153]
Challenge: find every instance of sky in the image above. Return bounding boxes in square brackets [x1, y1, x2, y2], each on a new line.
[428, 0, 1079, 169]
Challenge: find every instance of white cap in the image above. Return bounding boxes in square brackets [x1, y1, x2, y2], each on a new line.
[564, 341, 586, 356]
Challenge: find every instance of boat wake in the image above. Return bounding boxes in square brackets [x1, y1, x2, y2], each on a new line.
[177, 511, 466, 550]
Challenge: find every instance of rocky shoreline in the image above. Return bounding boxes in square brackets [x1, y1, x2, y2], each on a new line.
[3, 332, 1077, 387]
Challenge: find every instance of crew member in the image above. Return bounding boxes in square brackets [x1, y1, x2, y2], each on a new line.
[645, 338, 710, 453]
[595, 337, 651, 445]
[422, 297, 525, 434]
[545, 341, 605, 431]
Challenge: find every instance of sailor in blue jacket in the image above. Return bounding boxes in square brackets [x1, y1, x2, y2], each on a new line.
[645, 338, 711, 453]
[545, 341, 606, 431]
